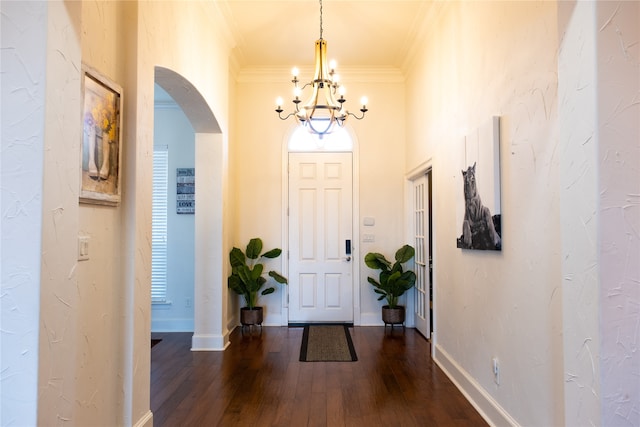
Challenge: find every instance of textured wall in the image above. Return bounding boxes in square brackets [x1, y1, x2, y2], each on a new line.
[406, 2, 562, 425]
[405, 1, 639, 426]
[1, 1, 232, 425]
[596, 1, 640, 425]
[1, 2, 49, 425]
[558, 2, 601, 425]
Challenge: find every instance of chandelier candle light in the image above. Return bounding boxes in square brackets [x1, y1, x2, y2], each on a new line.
[275, 0, 368, 138]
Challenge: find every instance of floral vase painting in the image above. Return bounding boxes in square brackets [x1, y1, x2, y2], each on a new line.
[80, 67, 122, 206]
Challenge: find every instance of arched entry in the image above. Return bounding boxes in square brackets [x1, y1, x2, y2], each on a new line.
[282, 125, 362, 325]
[154, 67, 229, 350]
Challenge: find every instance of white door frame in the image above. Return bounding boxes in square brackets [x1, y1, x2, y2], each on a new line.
[281, 125, 361, 325]
[406, 159, 436, 356]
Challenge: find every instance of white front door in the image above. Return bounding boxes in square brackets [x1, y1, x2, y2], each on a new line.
[413, 172, 431, 338]
[288, 152, 353, 323]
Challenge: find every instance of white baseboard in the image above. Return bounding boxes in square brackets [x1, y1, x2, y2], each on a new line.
[151, 318, 194, 332]
[133, 410, 153, 427]
[359, 311, 385, 326]
[191, 331, 231, 351]
[434, 344, 519, 427]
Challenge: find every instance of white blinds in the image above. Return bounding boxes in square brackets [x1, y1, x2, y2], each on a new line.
[152, 146, 169, 302]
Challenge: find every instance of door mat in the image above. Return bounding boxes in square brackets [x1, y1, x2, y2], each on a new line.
[299, 325, 357, 362]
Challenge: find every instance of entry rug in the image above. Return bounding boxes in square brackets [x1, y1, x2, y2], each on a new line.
[299, 325, 358, 362]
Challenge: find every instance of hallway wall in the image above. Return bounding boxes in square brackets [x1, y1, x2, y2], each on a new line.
[2, 1, 233, 425]
[405, 2, 562, 424]
[405, 1, 639, 426]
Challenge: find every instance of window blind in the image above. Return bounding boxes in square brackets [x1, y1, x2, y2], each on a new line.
[152, 146, 169, 303]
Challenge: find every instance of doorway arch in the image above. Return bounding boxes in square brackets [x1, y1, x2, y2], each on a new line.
[154, 67, 229, 350]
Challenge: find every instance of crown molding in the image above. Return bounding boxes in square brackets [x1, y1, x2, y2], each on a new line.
[236, 67, 405, 84]
[400, 0, 450, 73]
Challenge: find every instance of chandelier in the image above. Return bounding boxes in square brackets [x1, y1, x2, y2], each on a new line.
[275, 0, 368, 138]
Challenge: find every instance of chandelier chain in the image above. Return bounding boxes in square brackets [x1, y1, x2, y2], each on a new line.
[319, 0, 323, 40]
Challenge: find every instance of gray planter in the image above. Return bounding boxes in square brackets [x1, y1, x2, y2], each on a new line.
[240, 307, 263, 326]
[382, 305, 405, 326]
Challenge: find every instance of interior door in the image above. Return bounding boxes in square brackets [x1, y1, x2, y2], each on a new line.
[413, 173, 431, 338]
[288, 152, 353, 323]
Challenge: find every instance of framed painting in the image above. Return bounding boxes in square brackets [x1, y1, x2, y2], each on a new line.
[456, 116, 502, 251]
[80, 65, 122, 206]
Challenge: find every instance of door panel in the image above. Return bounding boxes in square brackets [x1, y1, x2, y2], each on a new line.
[413, 173, 431, 338]
[289, 152, 353, 323]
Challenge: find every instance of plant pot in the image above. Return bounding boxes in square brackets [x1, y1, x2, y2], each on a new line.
[382, 305, 405, 325]
[241, 307, 263, 326]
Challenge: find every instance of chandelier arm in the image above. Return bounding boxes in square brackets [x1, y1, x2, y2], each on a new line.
[276, 110, 300, 121]
[346, 110, 368, 120]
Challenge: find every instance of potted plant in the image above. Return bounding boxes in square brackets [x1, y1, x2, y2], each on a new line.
[228, 238, 288, 326]
[364, 244, 416, 326]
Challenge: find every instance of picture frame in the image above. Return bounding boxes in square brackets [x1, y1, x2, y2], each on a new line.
[79, 65, 123, 206]
[456, 116, 502, 251]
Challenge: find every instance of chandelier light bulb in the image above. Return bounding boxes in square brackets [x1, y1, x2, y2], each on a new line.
[293, 87, 301, 98]
[276, 97, 283, 108]
[339, 86, 346, 96]
[292, 67, 299, 78]
[360, 96, 368, 108]
[329, 59, 337, 72]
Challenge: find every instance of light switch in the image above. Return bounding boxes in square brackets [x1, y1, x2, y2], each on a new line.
[363, 217, 375, 226]
[78, 236, 90, 261]
[363, 234, 375, 243]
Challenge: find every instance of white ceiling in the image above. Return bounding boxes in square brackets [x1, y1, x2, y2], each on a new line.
[217, 0, 436, 71]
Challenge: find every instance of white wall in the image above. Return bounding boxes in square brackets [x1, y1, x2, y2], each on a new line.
[558, 2, 601, 425]
[1, 2, 50, 425]
[593, 2, 639, 425]
[151, 95, 196, 332]
[233, 69, 407, 326]
[406, 2, 562, 426]
[406, 1, 639, 426]
[1, 1, 233, 425]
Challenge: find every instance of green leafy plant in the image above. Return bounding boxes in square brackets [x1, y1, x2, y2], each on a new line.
[365, 244, 416, 309]
[228, 238, 288, 309]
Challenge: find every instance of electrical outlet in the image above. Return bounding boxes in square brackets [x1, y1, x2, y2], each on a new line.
[492, 357, 500, 385]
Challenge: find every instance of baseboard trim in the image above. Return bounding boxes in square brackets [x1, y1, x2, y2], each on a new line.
[359, 312, 385, 326]
[434, 344, 519, 427]
[191, 331, 230, 351]
[133, 410, 153, 427]
[151, 318, 194, 332]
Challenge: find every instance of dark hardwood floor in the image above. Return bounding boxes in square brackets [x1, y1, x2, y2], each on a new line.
[151, 326, 487, 426]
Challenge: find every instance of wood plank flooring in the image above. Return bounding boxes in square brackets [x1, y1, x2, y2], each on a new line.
[151, 327, 487, 426]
